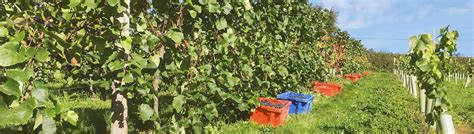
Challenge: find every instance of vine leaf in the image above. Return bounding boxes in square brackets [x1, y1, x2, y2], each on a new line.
[120, 37, 132, 54]
[0, 26, 8, 37]
[84, 0, 97, 9]
[188, 10, 197, 18]
[63, 111, 78, 126]
[0, 99, 36, 127]
[33, 112, 43, 130]
[34, 48, 50, 62]
[138, 104, 154, 121]
[0, 78, 21, 98]
[166, 29, 184, 43]
[68, 0, 82, 8]
[277, 66, 289, 77]
[32, 88, 49, 105]
[216, 18, 227, 30]
[6, 67, 33, 83]
[172, 95, 185, 112]
[107, 0, 119, 6]
[41, 117, 57, 134]
[0, 42, 27, 67]
[243, 0, 252, 10]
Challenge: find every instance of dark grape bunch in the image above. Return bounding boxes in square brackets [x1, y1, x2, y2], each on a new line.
[290, 95, 306, 99]
[259, 100, 285, 109]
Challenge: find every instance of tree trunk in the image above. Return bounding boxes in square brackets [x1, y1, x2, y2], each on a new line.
[111, 0, 130, 133]
[111, 81, 128, 134]
[89, 75, 97, 98]
[153, 78, 159, 117]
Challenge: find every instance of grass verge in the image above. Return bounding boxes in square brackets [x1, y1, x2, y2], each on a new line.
[220, 72, 426, 133]
[445, 80, 474, 132]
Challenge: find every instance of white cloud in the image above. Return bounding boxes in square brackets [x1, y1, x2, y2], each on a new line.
[317, 0, 443, 29]
[319, 0, 394, 29]
[441, 6, 472, 15]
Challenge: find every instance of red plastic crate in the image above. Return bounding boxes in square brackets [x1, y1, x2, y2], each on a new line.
[250, 98, 291, 127]
[312, 82, 343, 96]
[344, 73, 362, 82]
[362, 71, 370, 76]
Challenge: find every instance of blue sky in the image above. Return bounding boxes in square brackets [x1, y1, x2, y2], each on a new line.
[309, 0, 474, 57]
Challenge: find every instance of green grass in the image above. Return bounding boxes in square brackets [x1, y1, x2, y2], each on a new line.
[220, 72, 426, 133]
[445, 80, 474, 131]
[60, 98, 110, 110]
[55, 97, 111, 133]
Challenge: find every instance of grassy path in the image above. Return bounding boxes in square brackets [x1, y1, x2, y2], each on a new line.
[445, 80, 474, 132]
[221, 72, 426, 133]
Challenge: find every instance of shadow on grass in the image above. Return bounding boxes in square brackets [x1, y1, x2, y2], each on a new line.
[57, 108, 111, 133]
[0, 108, 110, 133]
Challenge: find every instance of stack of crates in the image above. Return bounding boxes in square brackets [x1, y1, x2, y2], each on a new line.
[277, 91, 315, 114]
[250, 98, 292, 127]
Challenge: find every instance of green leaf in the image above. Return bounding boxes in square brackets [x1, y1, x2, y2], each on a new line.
[188, 10, 197, 18]
[68, 0, 82, 8]
[25, 47, 37, 58]
[238, 103, 248, 111]
[0, 78, 21, 98]
[6, 67, 33, 83]
[33, 112, 43, 130]
[123, 73, 134, 84]
[244, 12, 254, 24]
[32, 88, 48, 105]
[277, 66, 288, 77]
[131, 53, 147, 68]
[63, 111, 78, 126]
[166, 29, 184, 43]
[216, 18, 227, 30]
[11, 31, 25, 42]
[0, 99, 36, 127]
[107, 0, 119, 6]
[243, 0, 252, 10]
[198, 0, 207, 5]
[408, 36, 418, 52]
[150, 53, 162, 66]
[84, 0, 97, 9]
[193, 5, 202, 13]
[120, 37, 132, 54]
[207, 0, 219, 13]
[172, 95, 185, 112]
[61, 9, 73, 21]
[0, 26, 8, 37]
[35, 48, 50, 62]
[0, 95, 6, 110]
[242, 64, 253, 77]
[0, 42, 27, 66]
[138, 104, 154, 121]
[226, 74, 240, 87]
[41, 117, 57, 134]
[416, 58, 430, 72]
[222, 3, 232, 15]
[108, 60, 124, 71]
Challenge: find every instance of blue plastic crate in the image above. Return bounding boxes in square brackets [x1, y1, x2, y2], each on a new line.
[276, 91, 315, 114]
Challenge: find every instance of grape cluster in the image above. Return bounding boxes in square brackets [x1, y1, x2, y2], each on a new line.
[259, 100, 285, 109]
[290, 95, 306, 99]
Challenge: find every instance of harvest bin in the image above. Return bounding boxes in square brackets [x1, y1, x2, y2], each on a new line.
[363, 71, 370, 76]
[276, 91, 315, 114]
[344, 73, 362, 82]
[312, 82, 343, 96]
[250, 98, 291, 127]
